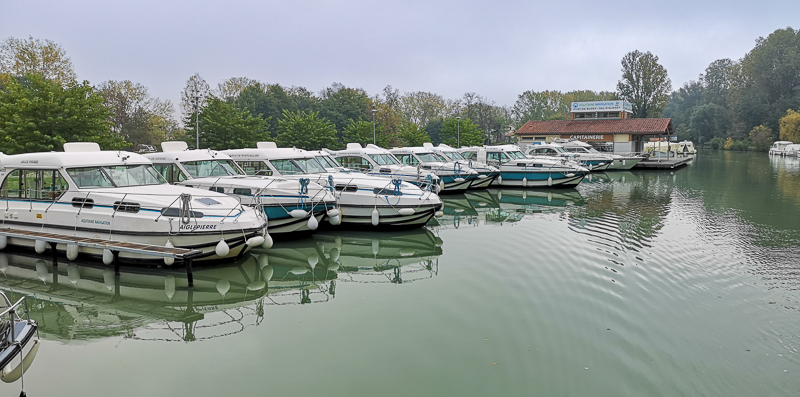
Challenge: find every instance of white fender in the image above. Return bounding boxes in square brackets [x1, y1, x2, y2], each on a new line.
[371, 208, 380, 226]
[246, 236, 265, 247]
[522, 177, 527, 187]
[477, 174, 488, 179]
[398, 249, 415, 257]
[164, 275, 176, 300]
[103, 268, 115, 291]
[261, 265, 274, 282]
[247, 281, 266, 291]
[35, 260, 48, 283]
[215, 238, 230, 257]
[1, 339, 40, 383]
[66, 244, 79, 261]
[34, 239, 47, 254]
[329, 247, 340, 262]
[547, 176, 553, 187]
[216, 279, 231, 297]
[329, 214, 341, 226]
[307, 215, 319, 230]
[289, 209, 308, 218]
[434, 210, 444, 217]
[67, 264, 80, 285]
[327, 208, 340, 217]
[0, 235, 7, 250]
[102, 249, 114, 265]
[164, 240, 175, 266]
[290, 266, 308, 275]
[398, 208, 415, 216]
[262, 233, 273, 249]
[455, 177, 465, 182]
[308, 253, 319, 268]
[622, 159, 626, 166]
[371, 239, 380, 255]
[497, 175, 503, 184]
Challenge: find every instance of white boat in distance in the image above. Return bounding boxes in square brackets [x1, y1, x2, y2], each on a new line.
[458, 145, 589, 188]
[0, 143, 267, 264]
[423, 143, 499, 189]
[769, 141, 794, 156]
[224, 143, 443, 229]
[145, 142, 336, 237]
[327, 143, 442, 192]
[554, 140, 645, 170]
[525, 142, 612, 171]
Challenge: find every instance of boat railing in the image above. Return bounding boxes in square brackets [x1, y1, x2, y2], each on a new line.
[0, 291, 34, 350]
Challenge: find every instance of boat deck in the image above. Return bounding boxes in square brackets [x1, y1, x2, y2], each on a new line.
[634, 157, 693, 169]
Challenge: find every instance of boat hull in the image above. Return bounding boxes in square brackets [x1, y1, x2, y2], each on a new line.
[492, 171, 586, 188]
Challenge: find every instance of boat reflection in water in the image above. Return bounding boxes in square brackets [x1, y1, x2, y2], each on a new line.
[310, 228, 443, 284]
[430, 189, 586, 228]
[0, 249, 335, 343]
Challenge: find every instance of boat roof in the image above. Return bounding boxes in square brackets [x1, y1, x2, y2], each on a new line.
[0, 143, 151, 168]
[331, 143, 392, 156]
[144, 143, 234, 163]
[483, 145, 524, 152]
[774, 141, 793, 145]
[389, 146, 435, 154]
[223, 143, 313, 161]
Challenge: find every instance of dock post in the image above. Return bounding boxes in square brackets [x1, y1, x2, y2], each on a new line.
[49, 242, 58, 267]
[185, 258, 194, 287]
[113, 251, 120, 276]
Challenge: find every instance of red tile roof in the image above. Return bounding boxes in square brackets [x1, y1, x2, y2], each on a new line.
[515, 118, 673, 135]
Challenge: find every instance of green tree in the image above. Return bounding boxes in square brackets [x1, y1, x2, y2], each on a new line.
[663, 80, 704, 135]
[184, 97, 269, 150]
[440, 117, 483, 147]
[98, 80, 179, 147]
[342, 119, 389, 147]
[0, 36, 76, 84]
[424, 118, 444, 145]
[235, 83, 306, 136]
[275, 110, 339, 150]
[690, 103, 730, 143]
[617, 50, 672, 118]
[749, 125, 773, 151]
[398, 123, 430, 146]
[0, 74, 122, 154]
[701, 59, 735, 108]
[315, 83, 371, 137]
[214, 77, 258, 101]
[779, 109, 800, 142]
[511, 90, 566, 126]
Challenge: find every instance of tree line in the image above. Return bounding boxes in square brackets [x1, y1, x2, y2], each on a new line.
[1, 28, 798, 154]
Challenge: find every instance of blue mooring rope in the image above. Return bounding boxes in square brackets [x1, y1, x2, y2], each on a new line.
[392, 178, 403, 196]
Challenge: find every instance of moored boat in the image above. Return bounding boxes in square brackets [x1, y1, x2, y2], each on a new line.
[424, 143, 499, 188]
[769, 141, 794, 156]
[388, 146, 478, 193]
[327, 143, 442, 192]
[458, 145, 589, 188]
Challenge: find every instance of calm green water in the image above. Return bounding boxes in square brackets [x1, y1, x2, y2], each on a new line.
[2, 151, 800, 396]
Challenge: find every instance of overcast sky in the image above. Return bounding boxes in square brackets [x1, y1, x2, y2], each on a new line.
[2, 0, 798, 114]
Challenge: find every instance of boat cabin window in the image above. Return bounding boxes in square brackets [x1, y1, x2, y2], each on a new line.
[291, 158, 327, 174]
[67, 165, 165, 189]
[460, 151, 477, 161]
[507, 151, 527, 159]
[316, 155, 340, 168]
[181, 160, 242, 178]
[269, 159, 304, 175]
[1, 169, 68, 200]
[395, 154, 419, 166]
[152, 163, 188, 184]
[237, 161, 273, 176]
[369, 154, 400, 165]
[441, 151, 464, 161]
[336, 156, 372, 170]
[416, 152, 441, 162]
[487, 152, 510, 162]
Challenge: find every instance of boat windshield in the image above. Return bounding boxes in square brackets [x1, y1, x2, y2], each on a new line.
[67, 165, 166, 188]
[507, 151, 527, 159]
[369, 154, 400, 165]
[181, 160, 242, 178]
[271, 158, 328, 174]
[316, 155, 340, 168]
[416, 152, 441, 162]
[442, 151, 465, 160]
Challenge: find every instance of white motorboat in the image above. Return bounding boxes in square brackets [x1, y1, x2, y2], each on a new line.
[769, 141, 794, 156]
[644, 140, 697, 157]
[0, 143, 267, 264]
[458, 145, 589, 188]
[782, 144, 800, 157]
[327, 143, 442, 192]
[557, 140, 645, 170]
[224, 143, 443, 229]
[423, 143, 499, 188]
[145, 142, 336, 237]
[525, 142, 612, 171]
[388, 146, 478, 193]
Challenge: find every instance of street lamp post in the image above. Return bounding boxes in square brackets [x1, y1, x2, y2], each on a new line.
[371, 109, 378, 145]
[193, 95, 200, 149]
[456, 116, 461, 147]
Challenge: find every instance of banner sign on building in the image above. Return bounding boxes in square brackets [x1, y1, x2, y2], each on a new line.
[571, 101, 632, 113]
[561, 134, 612, 141]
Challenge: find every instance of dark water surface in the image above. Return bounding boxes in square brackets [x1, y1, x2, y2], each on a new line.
[2, 151, 799, 396]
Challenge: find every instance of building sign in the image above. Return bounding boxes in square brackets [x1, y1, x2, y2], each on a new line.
[562, 134, 612, 141]
[570, 101, 632, 113]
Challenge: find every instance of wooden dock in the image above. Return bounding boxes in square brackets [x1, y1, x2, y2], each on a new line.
[0, 227, 204, 285]
[634, 157, 693, 169]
